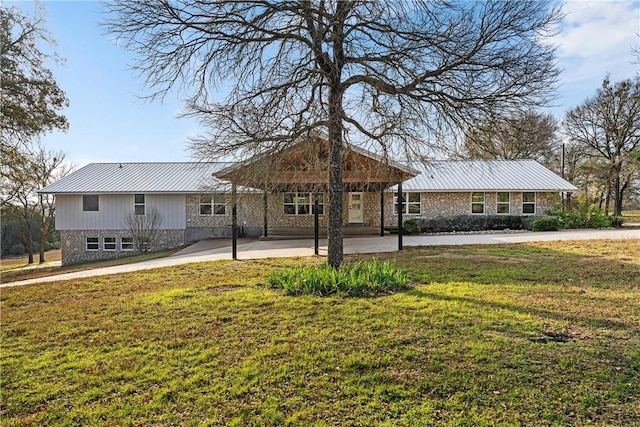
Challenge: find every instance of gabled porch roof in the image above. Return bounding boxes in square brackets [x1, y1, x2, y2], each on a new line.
[215, 137, 419, 192]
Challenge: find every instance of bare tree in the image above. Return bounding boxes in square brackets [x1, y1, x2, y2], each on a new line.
[123, 207, 163, 252]
[564, 77, 640, 216]
[461, 111, 560, 168]
[105, 0, 562, 267]
[1, 141, 67, 263]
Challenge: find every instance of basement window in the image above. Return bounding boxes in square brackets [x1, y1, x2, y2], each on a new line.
[121, 237, 134, 251]
[86, 237, 99, 251]
[104, 237, 117, 251]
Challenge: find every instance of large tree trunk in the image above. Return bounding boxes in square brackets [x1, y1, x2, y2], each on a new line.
[327, 92, 344, 269]
[326, 2, 347, 269]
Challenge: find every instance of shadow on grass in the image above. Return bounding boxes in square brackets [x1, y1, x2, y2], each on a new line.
[406, 288, 632, 331]
[385, 241, 640, 291]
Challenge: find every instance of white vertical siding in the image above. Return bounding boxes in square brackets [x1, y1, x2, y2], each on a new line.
[55, 194, 186, 230]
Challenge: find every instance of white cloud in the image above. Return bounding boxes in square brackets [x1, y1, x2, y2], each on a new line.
[551, 0, 639, 85]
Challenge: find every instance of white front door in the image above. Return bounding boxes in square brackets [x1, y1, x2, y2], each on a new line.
[348, 192, 364, 223]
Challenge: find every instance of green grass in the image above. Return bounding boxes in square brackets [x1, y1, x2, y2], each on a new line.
[0, 248, 179, 283]
[2, 240, 639, 426]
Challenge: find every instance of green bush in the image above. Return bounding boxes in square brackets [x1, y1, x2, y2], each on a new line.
[556, 202, 615, 229]
[609, 216, 625, 228]
[267, 259, 410, 297]
[413, 215, 533, 233]
[531, 216, 559, 231]
[403, 219, 421, 235]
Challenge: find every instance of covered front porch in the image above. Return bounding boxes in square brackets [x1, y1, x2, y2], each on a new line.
[214, 137, 418, 255]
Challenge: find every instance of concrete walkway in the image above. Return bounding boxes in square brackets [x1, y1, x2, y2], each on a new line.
[2, 228, 638, 288]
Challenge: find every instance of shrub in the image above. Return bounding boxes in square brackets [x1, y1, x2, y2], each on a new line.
[557, 202, 615, 229]
[267, 259, 410, 297]
[403, 219, 421, 235]
[609, 216, 624, 228]
[531, 216, 559, 231]
[412, 215, 532, 233]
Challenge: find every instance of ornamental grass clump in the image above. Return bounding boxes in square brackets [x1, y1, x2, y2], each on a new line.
[267, 259, 409, 297]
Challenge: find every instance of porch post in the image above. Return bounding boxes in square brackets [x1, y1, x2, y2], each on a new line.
[314, 193, 319, 255]
[232, 183, 238, 260]
[380, 188, 385, 236]
[263, 190, 268, 238]
[397, 182, 403, 251]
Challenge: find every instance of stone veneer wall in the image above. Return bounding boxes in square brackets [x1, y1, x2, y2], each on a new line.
[182, 190, 561, 239]
[60, 229, 185, 266]
[383, 191, 561, 226]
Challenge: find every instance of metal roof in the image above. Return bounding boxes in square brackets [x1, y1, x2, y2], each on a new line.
[397, 160, 578, 192]
[39, 162, 234, 194]
[40, 159, 577, 194]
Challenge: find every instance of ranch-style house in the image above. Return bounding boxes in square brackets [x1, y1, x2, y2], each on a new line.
[40, 140, 577, 265]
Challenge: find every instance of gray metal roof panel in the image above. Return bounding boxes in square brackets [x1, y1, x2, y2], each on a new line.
[39, 162, 234, 194]
[41, 160, 577, 194]
[397, 160, 577, 192]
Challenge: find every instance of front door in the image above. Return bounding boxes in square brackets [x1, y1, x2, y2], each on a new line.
[348, 192, 364, 223]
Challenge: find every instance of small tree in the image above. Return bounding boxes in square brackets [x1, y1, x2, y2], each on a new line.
[123, 206, 163, 252]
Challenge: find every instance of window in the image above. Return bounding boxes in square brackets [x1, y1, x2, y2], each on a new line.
[497, 192, 510, 214]
[121, 237, 134, 251]
[394, 192, 421, 214]
[200, 193, 226, 215]
[86, 237, 99, 251]
[104, 237, 117, 251]
[522, 192, 536, 214]
[83, 195, 99, 211]
[284, 193, 323, 215]
[471, 192, 485, 214]
[134, 194, 145, 215]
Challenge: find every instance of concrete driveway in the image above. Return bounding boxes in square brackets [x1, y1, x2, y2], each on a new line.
[2, 228, 638, 288]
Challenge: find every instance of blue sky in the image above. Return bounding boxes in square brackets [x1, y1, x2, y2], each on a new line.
[9, 0, 640, 166]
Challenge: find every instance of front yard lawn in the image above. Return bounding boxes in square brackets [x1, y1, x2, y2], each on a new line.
[2, 240, 639, 426]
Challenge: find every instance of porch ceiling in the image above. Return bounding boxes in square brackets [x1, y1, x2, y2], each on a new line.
[215, 138, 418, 191]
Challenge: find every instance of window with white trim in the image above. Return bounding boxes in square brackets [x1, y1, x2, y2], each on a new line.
[497, 192, 510, 214]
[394, 192, 421, 214]
[121, 237, 134, 251]
[134, 194, 145, 215]
[86, 237, 99, 251]
[522, 192, 536, 214]
[284, 193, 323, 215]
[83, 195, 99, 212]
[199, 193, 226, 215]
[471, 192, 485, 214]
[104, 237, 117, 251]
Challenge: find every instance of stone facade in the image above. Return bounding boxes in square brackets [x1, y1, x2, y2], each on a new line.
[60, 229, 185, 266]
[383, 191, 560, 226]
[60, 190, 561, 265]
